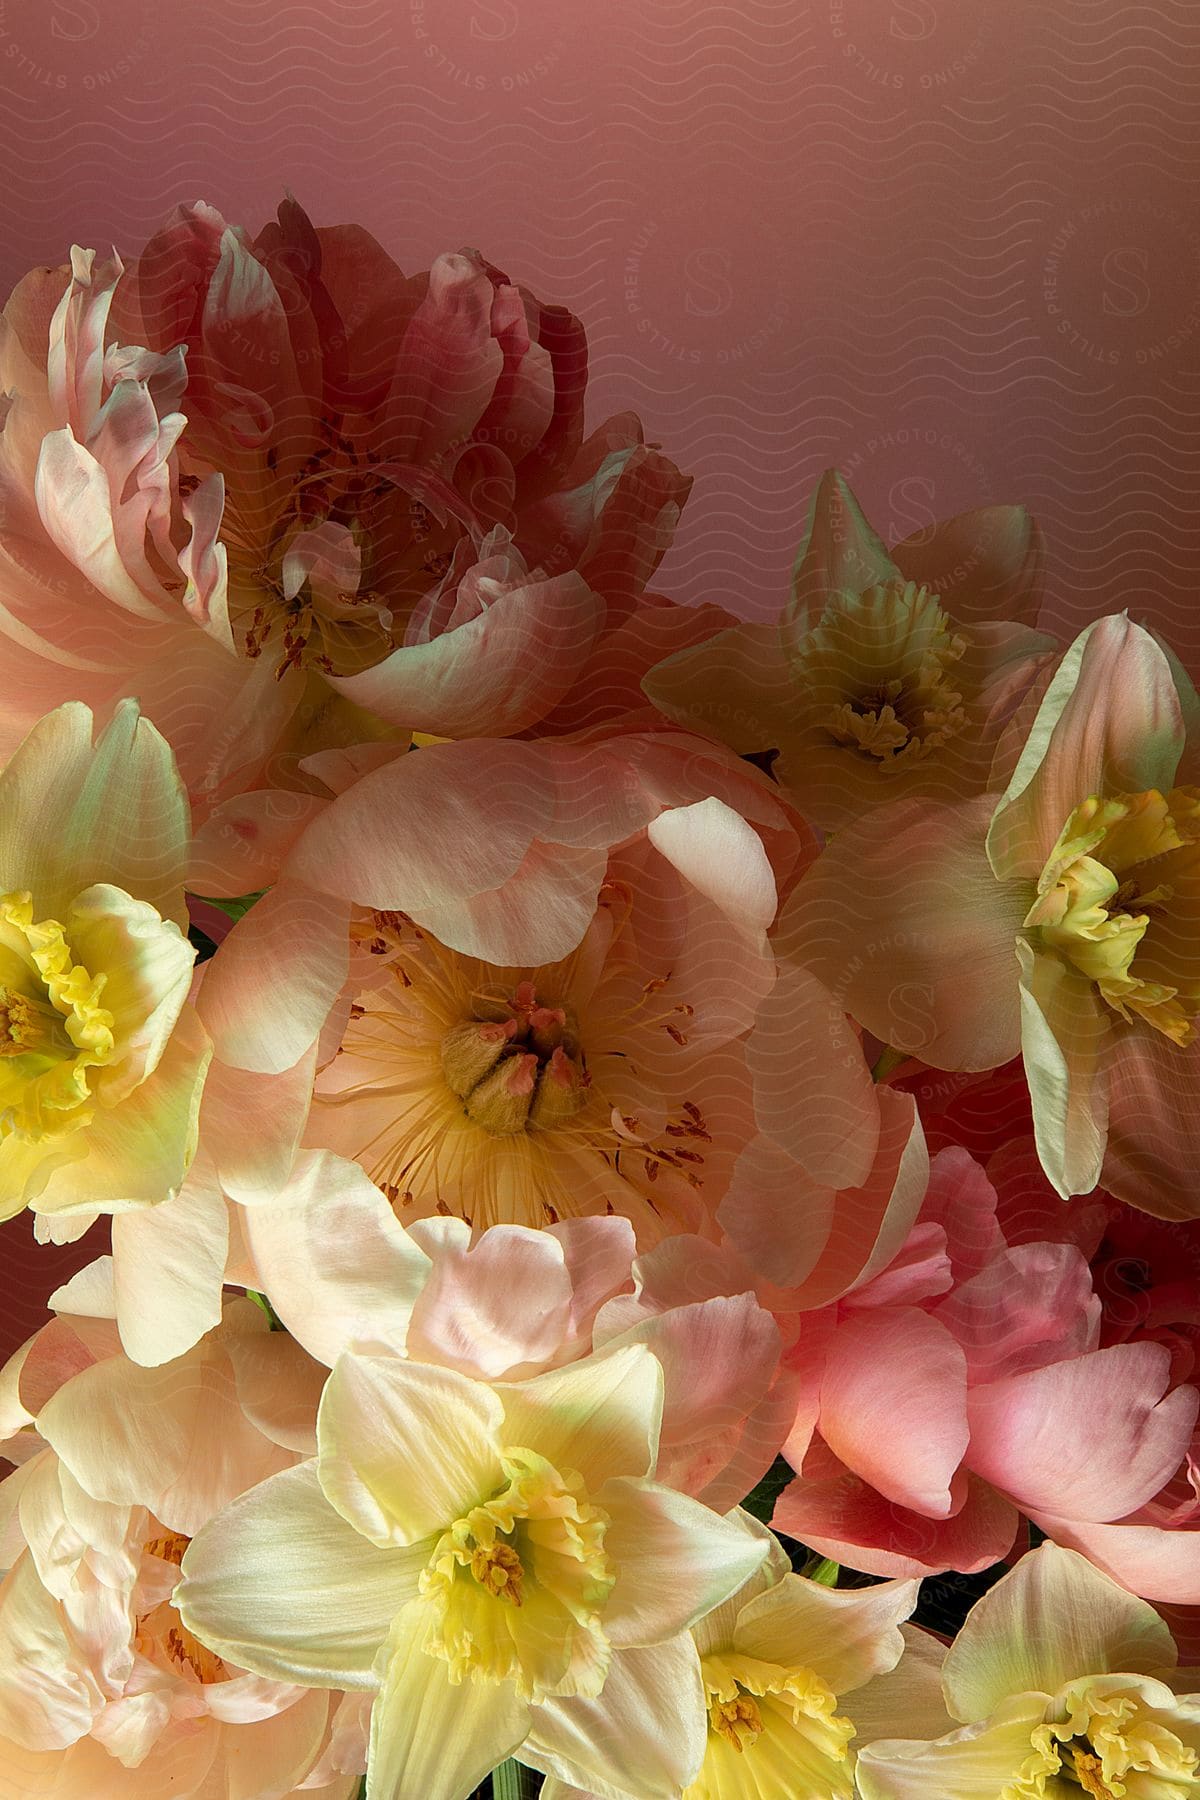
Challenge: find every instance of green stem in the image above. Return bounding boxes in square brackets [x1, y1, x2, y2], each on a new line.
[870, 1044, 908, 1084]
[492, 1759, 537, 1799]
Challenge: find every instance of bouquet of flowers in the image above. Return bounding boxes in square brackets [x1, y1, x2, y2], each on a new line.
[0, 200, 1197, 1800]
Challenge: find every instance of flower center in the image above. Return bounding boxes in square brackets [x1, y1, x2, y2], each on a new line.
[0, 892, 115, 1140]
[441, 979, 589, 1137]
[1026, 788, 1200, 1046]
[812, 580, 968, 765]
[1006, 1686, 1199, 1800]
[137, 1529, 229, 1686]
[688, 1653, 855, 1800]
[418, 1447, 614, 1699]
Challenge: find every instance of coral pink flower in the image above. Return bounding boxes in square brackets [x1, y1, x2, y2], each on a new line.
[0, 1299, 361, 1798]
[784, 613, 1200, 1214]
[643, 469, 1053, 831]
[769, 1149, 1199, 1588]
[0, 245, 294, 812]
[110, 198, 699, 744]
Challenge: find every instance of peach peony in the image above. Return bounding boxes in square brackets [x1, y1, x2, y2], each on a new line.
[0, 243, 296, 813]
[192, 730, 814, 1245]
[110, 198, 706, 745]
[0, 1298, 361, 1798]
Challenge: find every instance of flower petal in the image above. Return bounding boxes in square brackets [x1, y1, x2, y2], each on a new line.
[109, 1172, 229, 1366]
[523, 1636, 707, 1800]
[597, 1476, 769, 1647]
[819, 1308, 969, 1518]
[735, 1572, 920, 1697]
[1017, 940, 1110, 1200]
[366, 1601, 531, 1800]
[778, 795, 1026, 1072]
[0, 698, 189, 929]
[317, 1354, 503, 1547]
[198, 881, 350, 1073]
[940, 1541, 1177, 1726]
[239, 1151, 432, 1368]
[966, 1342, 1198, 1522]
[494, 1345, 662, 1494]
[987, 615, 1186, 880]
[787, 468, 899, 629]
[176, 1462, 426, 1687]
[854, 1694, 1050, 1800]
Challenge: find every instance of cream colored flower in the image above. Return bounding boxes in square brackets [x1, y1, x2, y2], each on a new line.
[175, 1344, 768, 1800]
[856, 1541, 1200, 1800]
[0, 698, 210, 1223]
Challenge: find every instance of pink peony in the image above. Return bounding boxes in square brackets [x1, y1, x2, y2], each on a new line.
[111, 198, 706, 744]
[767, 1148, 1200, 1590]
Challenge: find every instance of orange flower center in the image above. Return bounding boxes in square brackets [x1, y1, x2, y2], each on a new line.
[441, 979, 589, 1137]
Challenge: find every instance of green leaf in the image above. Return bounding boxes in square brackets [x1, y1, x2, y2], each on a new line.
[189, 890, 266, 926]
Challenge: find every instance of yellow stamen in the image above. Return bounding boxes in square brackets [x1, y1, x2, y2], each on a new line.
[470, 1539, 524, 1605]
[1029, 788, 1200, 1046]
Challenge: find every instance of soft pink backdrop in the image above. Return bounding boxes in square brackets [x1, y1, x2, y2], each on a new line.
[2, 0, 1199, 1351]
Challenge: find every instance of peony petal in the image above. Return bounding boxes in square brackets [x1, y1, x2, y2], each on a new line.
[198, 881, 350, 1073]
[819, 1309, 969, 1518]
[645, 797, 777, 936]
[317, 1354, 503, 1547]
[331, 571, 603, 737]
[240, 1151, 432, 1368]
[176, 1461, 426, 1688]
[966, 1342, 1198, 1522]
[746, 963, 880, 1190]
[773, 1460, 1020, 1580]
[109, 1174, 229, 1366]
[405, 1222, 576, 1380]
[36, 1331, 290, 1538]
[940, 1540, 1177, 1726]
[1029, 1513, 1200, 1608]
[597, 1476, 768, 1647]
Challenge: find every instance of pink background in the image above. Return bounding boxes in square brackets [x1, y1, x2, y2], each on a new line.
[2, 0, 1199, 1352]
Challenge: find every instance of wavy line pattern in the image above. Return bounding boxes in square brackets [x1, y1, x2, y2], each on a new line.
[0, 0, 1198, 1369]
